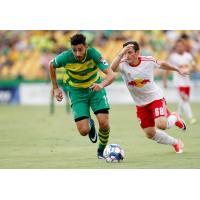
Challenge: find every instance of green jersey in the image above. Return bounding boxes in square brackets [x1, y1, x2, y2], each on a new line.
[52, 47, 109, 88]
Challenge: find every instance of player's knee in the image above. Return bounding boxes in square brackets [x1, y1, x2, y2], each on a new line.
[79, 127, 89, 136]
[146, 132, 155, 139]
[99, 120, 109, 130]
[156, 122, 167, 130]
[155, 119, 167, 130]
[180, 93, 188, 101]
[144, 129, 156, 139]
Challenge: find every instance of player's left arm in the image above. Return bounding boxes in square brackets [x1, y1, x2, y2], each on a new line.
[158, 61, 189, 76]
[91, 67, 116, 91]
[90, 48, 116, 91]
[190, 55, 199, 72]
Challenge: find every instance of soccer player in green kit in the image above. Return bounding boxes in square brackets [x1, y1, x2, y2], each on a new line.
[49, 33, 116, 159]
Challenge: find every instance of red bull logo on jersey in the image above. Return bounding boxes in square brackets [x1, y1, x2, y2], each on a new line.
[128, 78, 150, 88]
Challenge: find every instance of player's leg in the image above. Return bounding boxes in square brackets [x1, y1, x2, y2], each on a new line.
[50, 88, 55, 114]
[151, 98, 186, 131]
[69, 88, 97, 143]
[137, 104, 177, 144]
[137, 100, 183, 153]
[178, 87, 196, 124]
[90, 88, 110, 159]
[62, 83, 71, 114]
[75, 117, 91, 136]
[142, 127, 183, 153]
[73, 103, 97, 142]
[178, 98, 184, 116]
[95, 110, 110, 159]
[65, 91, 71, 114]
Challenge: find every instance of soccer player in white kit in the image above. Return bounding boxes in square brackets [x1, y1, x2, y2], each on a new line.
[111, 41, 188, 154]
[164, 39, 197, 124]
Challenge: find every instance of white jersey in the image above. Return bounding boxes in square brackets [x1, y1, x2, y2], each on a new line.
[168, 52, 195, 87]
[119, 56, 164, 106]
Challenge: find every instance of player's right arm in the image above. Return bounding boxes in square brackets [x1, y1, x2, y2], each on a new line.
[110, 44, 134, 72]
[49, 62, 63, 102]
[49, 52, 69, 102]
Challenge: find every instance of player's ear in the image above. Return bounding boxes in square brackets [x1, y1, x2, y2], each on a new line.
[136, 50, 140, 55]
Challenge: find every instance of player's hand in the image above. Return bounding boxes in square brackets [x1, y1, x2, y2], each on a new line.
[53, 88, 63, 101]
[120, 44, 134, 56]
[90, 83, 103, 91]
[178, 68, 190, 76]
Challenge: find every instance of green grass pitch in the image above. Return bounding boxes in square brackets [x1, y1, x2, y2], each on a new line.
[0, 103, 200, 168]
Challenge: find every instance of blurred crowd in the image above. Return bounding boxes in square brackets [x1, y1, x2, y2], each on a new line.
[1, 30, 200, 81]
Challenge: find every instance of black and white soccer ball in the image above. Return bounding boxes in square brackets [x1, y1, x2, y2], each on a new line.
[103, 144, 124, 162]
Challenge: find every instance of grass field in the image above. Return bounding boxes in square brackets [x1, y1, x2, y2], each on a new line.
[0, 103, 200, 169]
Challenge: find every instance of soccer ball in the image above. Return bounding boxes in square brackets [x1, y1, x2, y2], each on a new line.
[103, 144, 124, 162]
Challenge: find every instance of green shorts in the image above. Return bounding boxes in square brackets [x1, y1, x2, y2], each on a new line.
[68, 87, 110, 120]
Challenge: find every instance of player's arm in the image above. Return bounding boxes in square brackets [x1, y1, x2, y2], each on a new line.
[190, 56, 199, 72]
[111, 44, 134, 72]
[90, 48, 116, 91]
[91, 67, 116, 91]
[159, 61, 188, 76]
[49, 62, 63, 102]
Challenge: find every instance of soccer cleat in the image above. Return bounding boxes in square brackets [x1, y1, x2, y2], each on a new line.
[190, 118, 197, 125]
[171, 112, 187, 131]
[88, 118, 97, 143]
[172, 140, 184, 154]
[97, 148, 105, 160]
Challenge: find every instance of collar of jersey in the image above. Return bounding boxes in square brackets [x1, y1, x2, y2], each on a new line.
[129, 56, 141, 67]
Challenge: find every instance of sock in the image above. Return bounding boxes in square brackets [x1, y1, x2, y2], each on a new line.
[167, 114, 177, 129]
[178, 99, 183, 116]
[98, 128, 110, 151]
[152, 130, 178, 145]
[182, 101, 193, 120]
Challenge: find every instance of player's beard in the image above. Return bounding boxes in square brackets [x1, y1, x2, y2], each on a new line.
[76, 54, 86, 61]
[76, 56, 83, 61]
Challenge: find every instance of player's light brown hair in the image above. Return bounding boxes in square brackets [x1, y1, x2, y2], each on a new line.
[123, 41, 140, 51]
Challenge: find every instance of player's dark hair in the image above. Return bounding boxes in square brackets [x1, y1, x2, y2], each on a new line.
[123, 41, 140, 51]
[70, 34, 86, 45]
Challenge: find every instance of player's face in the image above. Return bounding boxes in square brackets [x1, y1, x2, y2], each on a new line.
[72, 44, 87, 61]
[124, 48, 139, 64]
[176, 42, 185, 54]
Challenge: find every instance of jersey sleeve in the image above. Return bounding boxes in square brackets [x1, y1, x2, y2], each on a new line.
[51, 51, 70, 68]
[148, 56, 160, 68]
[90, 48, 110, 71]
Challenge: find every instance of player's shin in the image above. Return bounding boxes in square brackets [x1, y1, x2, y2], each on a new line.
[152, 130, 178, 145]
[98, 128, 110, 151]
[182, 101, 193, 120]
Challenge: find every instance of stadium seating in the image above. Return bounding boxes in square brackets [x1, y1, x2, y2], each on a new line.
[0, 30, 200, 81]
